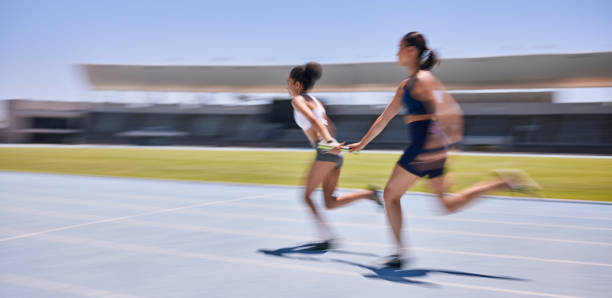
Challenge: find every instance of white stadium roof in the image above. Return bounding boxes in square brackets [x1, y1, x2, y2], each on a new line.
[82, 52, 612, 93]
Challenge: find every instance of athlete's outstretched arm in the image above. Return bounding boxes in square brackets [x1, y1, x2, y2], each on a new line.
[348, 80, 407, 152]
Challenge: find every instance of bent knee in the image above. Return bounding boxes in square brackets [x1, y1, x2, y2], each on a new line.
[440, 199, 458, 214]
[302, 193, 313, 204]
[323, 200, 333, 210]
[383, 187, 402, 203]
[323, 195, 336, 209]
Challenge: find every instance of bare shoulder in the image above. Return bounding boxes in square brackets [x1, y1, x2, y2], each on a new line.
[413, 71, 439, 93]
[416, 71, 437, 85]
[411, 71, 438, 100]
[291, 95, 305, 105]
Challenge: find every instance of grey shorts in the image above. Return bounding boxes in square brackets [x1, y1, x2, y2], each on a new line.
[315, 147, 344, 169]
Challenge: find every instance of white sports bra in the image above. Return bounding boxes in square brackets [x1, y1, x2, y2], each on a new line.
[293, 95, 328, 131]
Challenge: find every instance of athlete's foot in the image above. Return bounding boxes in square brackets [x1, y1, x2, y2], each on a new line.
[367, 184, 384, 208]
[309, 239, 337, 251]
[493, 169, 541, 194]
[378, 254, 406, 269]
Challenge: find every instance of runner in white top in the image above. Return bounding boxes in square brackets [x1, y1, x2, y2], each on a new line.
[293, 95, 327, 131]
[287, 62, 383, 250]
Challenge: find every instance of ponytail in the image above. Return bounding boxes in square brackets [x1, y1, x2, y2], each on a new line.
[420, 48, 438, 70]
[289, 62, 322, 92]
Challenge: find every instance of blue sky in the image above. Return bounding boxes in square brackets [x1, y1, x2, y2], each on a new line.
[1, 0, 611, 101]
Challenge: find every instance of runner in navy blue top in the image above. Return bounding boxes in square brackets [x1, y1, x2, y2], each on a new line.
[348, 32, 541, 268]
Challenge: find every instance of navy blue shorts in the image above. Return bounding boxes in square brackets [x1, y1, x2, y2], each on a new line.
[397, 120, 446, 178]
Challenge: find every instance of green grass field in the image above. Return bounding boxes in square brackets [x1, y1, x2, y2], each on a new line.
[1, 147, 610, 201]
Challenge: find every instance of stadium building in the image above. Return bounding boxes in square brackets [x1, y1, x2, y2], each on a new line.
[3, 52, 612, 153]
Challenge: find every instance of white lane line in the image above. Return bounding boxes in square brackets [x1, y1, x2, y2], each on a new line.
[0, 206, 105, 221]
[465, 210, 612, 222]
[0, 273, 144, 298]
[5, 190, 612, 225]
[124, 219, 612, 268]
[218, 199, 612, 222]
[0, 194, 158, 211]
[176, 209, 612, 247]
[0, 230, 582, 298]
[448, 151, 612, 159]
[218, 201, 612, 231]
[412, 228, 612, 246]
[20, 189, 198, 205]
[2, 197, 610, 246]
[261, 192, 612, 215]
[1, 143, 610, 159]
[406, 246, 612, 268]
[5, 185, 611, 233]
[1, 184, 205, 205]
[3, 170, 611, 209]
[0, 195, 267, 243]
[1, 209, 610, 268]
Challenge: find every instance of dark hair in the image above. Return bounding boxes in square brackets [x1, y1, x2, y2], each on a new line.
[289, 62, 322, 92]
[402, 32, 438, 70]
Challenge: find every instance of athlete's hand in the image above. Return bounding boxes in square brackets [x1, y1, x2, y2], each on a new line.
[347, 142, 364, 153]
[329, 141, 345, 155]
[317, 138, 341, 155]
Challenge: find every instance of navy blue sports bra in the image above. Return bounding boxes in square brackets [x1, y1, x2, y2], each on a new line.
[403, 80, 428, 115]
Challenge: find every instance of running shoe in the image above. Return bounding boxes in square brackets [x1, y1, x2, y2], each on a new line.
[378, 254, 406, 269]
[308, 239, 337, 251]
[493, 169, 541, 193]
[367, 184, 384, 208]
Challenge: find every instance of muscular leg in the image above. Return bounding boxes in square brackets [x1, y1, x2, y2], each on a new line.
[303, 160, 337, 239]
[383, 165, 420, 254]
[429, 176, 506, 214]
[321, 166, 376, 209]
